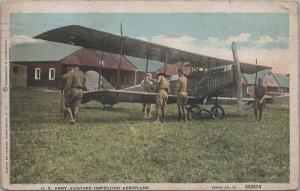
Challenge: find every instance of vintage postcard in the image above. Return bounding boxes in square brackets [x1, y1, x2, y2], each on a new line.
[0, 0, 299, 190]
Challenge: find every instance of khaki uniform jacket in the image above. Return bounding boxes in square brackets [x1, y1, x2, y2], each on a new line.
[177, 75, 188, 98]
[61, 72, 72, 91]
[64, 68, 86, 94]
[141, 79, 153, 92]
[155, 76, 170, 97]
[255, 85, 266, 101]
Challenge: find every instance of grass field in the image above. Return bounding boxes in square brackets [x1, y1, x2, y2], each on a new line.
[10, 88, 289, 183]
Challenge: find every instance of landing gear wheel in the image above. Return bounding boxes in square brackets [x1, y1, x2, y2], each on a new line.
[187, 105, 202, 120]
[210, 105, 225, 120]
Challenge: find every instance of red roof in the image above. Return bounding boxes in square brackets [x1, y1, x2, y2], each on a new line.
[155, 62, 195, 76]
[61, 48, 136, 71]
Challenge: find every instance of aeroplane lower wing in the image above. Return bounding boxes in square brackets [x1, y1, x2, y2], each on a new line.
[81, 90, 205, 105]
[81, 90, 159, 105]
[35, 25, 271, 74]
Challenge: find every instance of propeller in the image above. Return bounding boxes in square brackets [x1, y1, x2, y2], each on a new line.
[231, 42, 244, 113]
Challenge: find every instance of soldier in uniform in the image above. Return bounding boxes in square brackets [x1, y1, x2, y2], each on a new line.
[60, 66, 73, 118]
[141, 73, 153, 119]
[254, 78, 266, 121]
[150, 73, 170, 123]
[64, 64, 86, 124]
[61, 66, 73, 91]
[177, 69, 188, 122]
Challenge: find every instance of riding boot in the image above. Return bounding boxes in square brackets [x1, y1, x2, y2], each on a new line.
[182, 107, 187, 121]
[154, 111, 160, 123]
[66, 107, 75, 124]
[146, 107, 151, 119]
[254, 108, 258, 121]
[71, 106, 76, 120]
[178, 111, 183, 122]
[259, 109, 263, 121]
[63, 108, 68, 120]
[161, 109, 166, 123]
[142, 104, 146, 118]
[178, 111, 182, 121]
[74, 107, 79, 121]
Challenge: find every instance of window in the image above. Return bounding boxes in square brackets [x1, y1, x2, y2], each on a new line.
[12, 66, 19, 74]
[49, 68, 55, 80]
[35, 68, 41, 80]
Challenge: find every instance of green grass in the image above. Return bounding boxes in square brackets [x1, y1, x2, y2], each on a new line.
[10, 88, 289, 183]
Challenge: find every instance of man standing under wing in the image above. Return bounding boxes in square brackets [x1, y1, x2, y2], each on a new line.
[141, 73, 153, 119]
[150, 73, 170, 123]
[60, 66, 73, 119]
[254, 78, 266, 121]
[177, 68, 188, 122]
[64, 64, 86, 124]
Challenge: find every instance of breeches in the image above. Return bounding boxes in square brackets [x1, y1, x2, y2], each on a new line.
[142, 103, 151, 111]
[156, 92, 168, 111]
[65, 88, 83, 108]
[177, 92, 188, 111]
[254, 99, 264, 110]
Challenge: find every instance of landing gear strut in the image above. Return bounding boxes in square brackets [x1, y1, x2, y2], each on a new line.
[187, 96, 225, 120]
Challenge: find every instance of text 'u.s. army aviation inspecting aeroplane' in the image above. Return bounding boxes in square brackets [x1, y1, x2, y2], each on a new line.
[35, 25, 270, 120]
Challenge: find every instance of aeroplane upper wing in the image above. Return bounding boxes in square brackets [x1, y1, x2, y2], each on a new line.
[35, 25, 271, 74]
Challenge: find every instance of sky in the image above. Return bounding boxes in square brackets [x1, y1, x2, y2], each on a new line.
[10, 13, 290, 74]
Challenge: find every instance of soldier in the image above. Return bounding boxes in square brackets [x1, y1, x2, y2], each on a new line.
[254, 78, 266, 121]
[61, 66, 73, 91]
[141, 73, 153, 119]
[64, 64, 86, 124]
[177, 69, 188, 122]
[150, 73, 170, 123]
[60, 66, 73, 118]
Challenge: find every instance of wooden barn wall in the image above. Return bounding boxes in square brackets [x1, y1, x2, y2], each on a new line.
[27, 62, 61, 89]
[100, 69, 135, 89]
[10, 63, 27, 88]
[280, 87, 289, 93]
[242, 84, 248, 98]
[136, 71, 146, 84]
[241, 76, 250, 98]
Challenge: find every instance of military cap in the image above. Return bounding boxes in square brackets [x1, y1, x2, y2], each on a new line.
[72, 63, 80, 68]
[178, 68, 184, 74]
[157, 73, 165, 78]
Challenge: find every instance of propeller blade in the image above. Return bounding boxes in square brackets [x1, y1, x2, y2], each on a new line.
[231, 42, 244, 113]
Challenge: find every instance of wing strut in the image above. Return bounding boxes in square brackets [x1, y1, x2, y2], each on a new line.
[164, 51, 168, 75]
[117, 23, 124, 89]
[117, 39, 124, 89]
[197, 59, 200, 73]
[145, 46, 149, 75]
[188, 54, 193, 74]
[145, 56, 149, 75]
[254, 58, 258, 94]
[180, 52, 184, 69]
[98, 49, 104, 90]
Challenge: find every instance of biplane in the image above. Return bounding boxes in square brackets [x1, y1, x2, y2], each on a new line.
[35, 25, 271, 120]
